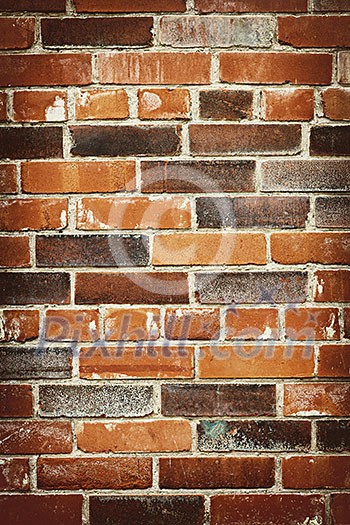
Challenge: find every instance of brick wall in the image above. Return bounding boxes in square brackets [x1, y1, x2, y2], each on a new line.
[0, 0, 349, 523]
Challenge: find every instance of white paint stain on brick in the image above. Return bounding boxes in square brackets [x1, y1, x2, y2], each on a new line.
[60, 209, 67, 228]
[141, 91, 162, 111]
[45, 96, 66, 121]
[0, 312, 5, 340]
[324, 313, 336, 339]
[146, 312, 158, 338]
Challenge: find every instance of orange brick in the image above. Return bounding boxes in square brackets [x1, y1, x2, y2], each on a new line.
[165, 308, 220, 340]
[153, 233, 266, 265]
[278, 15, 350, 48]
[322, 88, 350, 120]
[79, 345, 194, 379]
[318, 345, 350, 378]
[0, 92, 6, 120]
[77, 420, 192, 452]
[283, 456, 350, 489]
[225, 308, 278, 340]
[284, 383, 350, 416]
[22, 161, 136, 194]
[13, 90, 67, 122]
[263, 89, 314, 121]
[0, 237, 30, 267]
[77, 197, 191, 230]
[45, 309, 99, 342]
[138, 88, 190, 119]
[75, 89, 129, 120]
[199, 345, 314, 378]
[0, 310, 39, 342]
[271, 233, 350, 264]
[0, 165, 16, 194]
[314, 270, 350, 302]
[105, 308, 160, 341]
[0, 18, 35, 49]
[285, 307, 340, 341]
[0, 199, 67, 231]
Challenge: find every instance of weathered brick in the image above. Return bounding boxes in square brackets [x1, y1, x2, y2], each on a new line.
[77, 420, 192, 452]
[314, 270, 350, 302]
[0, 421, 72, 454]
[317, 420, 350, 452]
[138, 88, 190, 120]
[284, 383, 350, 416]
[0, 54, 92, 86]
[314, 0, 350, 9]
[161, 384, 276, 416]
[263, 88, 314, 121]
[318, 344, 350, 378]
[0, 384, 33, 417]
[271, 232, 350, 264]
[45, 309, 99, 342]
[76, 89, 129, 120]
[0, 127, 63, 159]
[0, 17, 35, 49]
[0, 198, 67, 231]
[199, 90, 253, 120]
[220, 52, 332, 84]
[39, 384, 153, 417]
[0, 0, 65, 10]
[75, 0, 186, 11]
[195, 271, 308, 304]
[41, 17, 153, 47]
[225, 307, 279, 340]
[165, 307, 220, 340]
[0, 495, 82, 525]
[0, 236, 30, 267]
[196, 196, 309, 228]
[0, 165, 16, 194]
[0, 92, 6, 120]
[261, 159, 350, 191]
[311, 126, 350, 155]
[0, 458, 30, 491]
[37, 457, 152, 490]
[278, 15, 350, 47]
[330, 494, 350, 525]
[0, 272, 70, 305]
[13, 90, 67, 122]
[153, 233, 266, 265]
[323, 89, 350, 120]
[141, 160, 256, 193]
[189, 124, 301, 154]
[98, 52, 211, 84]
[105, 307, 160, 341]
[345, 308, 350, 338]
[339, 52, 350, 84]
[0, 347, 72, 379]
[0, 310, 39, 342]
[285, 307, 340, 341]
[195, 0, 307, 12]
[315, 197, 350, 228]
[283, 456, 350, 489]
[22, 160, 136, 194]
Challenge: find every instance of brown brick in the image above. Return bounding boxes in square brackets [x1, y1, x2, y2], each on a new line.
[314, 0, 350, 9]
[0, 198, 67, 231]
[0, 0, 65, 11]
[138, 88, 190, 120]
[165, 307, 220, 340]
[45, 309, 99, 342]
[285, 307, 340, 341]
[22, 160, 136, 194]
[278, 15, 350, 47]
[0, 346, 72, 379]
[330, 494, 350, 525]
[0, 236, 30, 267]
[0, 54, 92, 87]
[0, 17, 35, 49]
[0, 164, 16, 193]
[323, 89, 350, 120]
[141, 160, 256, 193]
[0, 458, 30, 491]
[0, 127, 63, 159]
[316, 197, 350, 228]
[345, 308, 350, 338]
[0, 272, 70, 305]
[318, 344, 350, 378]
[41, 17, 153, 47]
[153, 233, 266, 265]
[0, 310, 39, 342]
[75, 0, 186, 11]
[77, 420, 192, 452]
[317, 420, 350, 452]
[283, 456, 350, 489]
[271, 232, 350, 264]
[79, 345, 194, 379]
[225, 307, 279, 340]
[13, 90, 67, 122]
[161, 384, 276, 416]
[98, 52, 211, 84]
[0, 385, 33, 417]
[76, 197, 191, 230]
[160, 457, 274, 489]
[210, 495, 325, 525]
[0, 92, 6, 120]
[199, 90, 253, 120]
[263, 88, 314, 121]
[37, 457, 152, 490]
[0, 421, 72, 454]
[284, 383, 350, 416]
[105, 307, 160, 341]
[311, 126, 350, 155]
[220, 52, 332, 84]
[189, 124, 301, 154]
[314, 270, 350, 302]
[339, 52, 350, 84]
[76, 89, 129, 120]
[0, 495, 82, 525]
[195, 0, 307, 12]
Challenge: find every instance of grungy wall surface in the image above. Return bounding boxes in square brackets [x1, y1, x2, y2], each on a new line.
[0, 0, 349, 523]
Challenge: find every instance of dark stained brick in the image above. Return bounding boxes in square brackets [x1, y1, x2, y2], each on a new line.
[0, 495, 82, 525]
[75, 0, 187, 12]
[0, 272, 70, 305]
[317, 420, 350, 452]
[315, 197, 350, 228]
[0, 0, 65, 11]
[330, 494, 350, 525]
[0, 127, 63, 159]
[199, 90, 253, 120]
[0, 347, 72, 379]
[310, 126, 350, 156]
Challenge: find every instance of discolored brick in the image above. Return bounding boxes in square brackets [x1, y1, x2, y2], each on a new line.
[165, 308, 220, 340]
[0, 272, 70, 305]
[75, 0, 187, 11]
[314, 270, 350, 302]
[310, 126, 350, 156]
[0, 384, 33, 417]
[322, 88, 350, 120]
[13, 90, 67, 122]
[315, 197, 350, 228]
[225, 307, 278, 340]
[0, 236, 30, 267]
[314, 0, 350, 9]
[284, 383, 350, 416]
[0, 347, 72, 379]
[138, 88, 190, 120]
[199, 90, 253, 120]
[318, 344, 350, 378]
[339, 52, 350, 84]
[0, 17, 35, 49]
[195, 0, 307, 12]
[0, 495, 82, 525]
[0, 310, 39, 342]
[76, 89, 129, 120]
[262, 88, 314, 121]
[0, 421, 72, 454]
[0, 127, 63, 159]
[0, 0, 66, 10]
[285, 307, 340, 341]
[278, 15, 350, 48]
[283, 456, 350, 489]
[317, 420, 350, 452]
[0, 92, 6, 120]
[271, 232, 350, 264]
[0, 458, 30, 491]
[330, 494, 350, 525]
[0, 164, 16, 194]
[0, 198, 67, 231]
[45, 309, 99, 342]
[105, 307, 160, 341]
[345, 308, 350, 338]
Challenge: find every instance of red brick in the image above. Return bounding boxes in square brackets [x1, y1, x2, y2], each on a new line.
[330, 494, 350, 525]
[0, 236, 30, 267]
[283, 456, 350, 488]
[75, 0, 186, 11]
[165, 307, 220, 340]
[0, 310, 39, 342]
[339, 52, 350, 85]
[271, 232, 350, 264]
[45, 309, 99, 342]
[76, 89, 129, 120]
[0, 421, 72, 454]
[323, 88, 350, 120]
[13, 90, 67, 122]
[0, 17, 35, 49]
[98, 52, 211, 85]
[220, 52, 332, 84]
[278, 15, 350, 47]
[138, 88, 190, 120]
[263, 88, 314, 121]
[0, 458, 30, 491]
[0, 165, 16, 194]
[0, 385, 33, 417]
[0, 495, 82, 525]
[195, 0, 307, 12]
[105, 308, 160, 341]
[284, 383, 350, 416]
[225, 308, 279, 340]
[0, 54, 92, 87]
[0, 0, 65, 10]
[318, 345, 350, 378]
[22, 160, 136, 194]
[77, 420, 192, 452]
[37, 457, 152, 490]
[314, 270, 350, 302]
[0, 92, 6, 120]
[0, 199, 67, 231]
[285, 307, 340, 341]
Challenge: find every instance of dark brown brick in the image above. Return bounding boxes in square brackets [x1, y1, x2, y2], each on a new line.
[0, 272, 70, 305]
[317, 421, 350, 452]
[199, 90, 253, 120]
[75, 272, 189, 304]
[36, 235, 149, 267]
[161, 384, 276, 416]
[141, 160, 255, 193]
[0, 421, 72, 454]
[198, 420, 311, 451]
[89, 496, 204, 525]
[310, 126, 350, 156]
[196, 196, 309, 229]
[0, 0, 65, 10]
[0, 384, 33, 417]
[261, 159, 350, 191]
[41, 17, 153, 47]
[70, 125, 181, 157]
[0, 495, 82, 525]
[189, 124, 301, 154]
[0, 127, 62, 159]
[159, 457, 274, 489]
[330, 494, 350, 525]
[0, 458, 30, 491]
[283, 456, 350, 489]
[314, 0, 350, 10]
[75, 0, 187, 12]
[345, 310, 350, 338]
[195, 271, 308, 304]
[0, 347, 72, 379]
[315, 197, 350, 228]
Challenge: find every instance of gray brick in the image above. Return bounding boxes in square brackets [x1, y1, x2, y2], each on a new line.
[0, 347, 72, 379]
